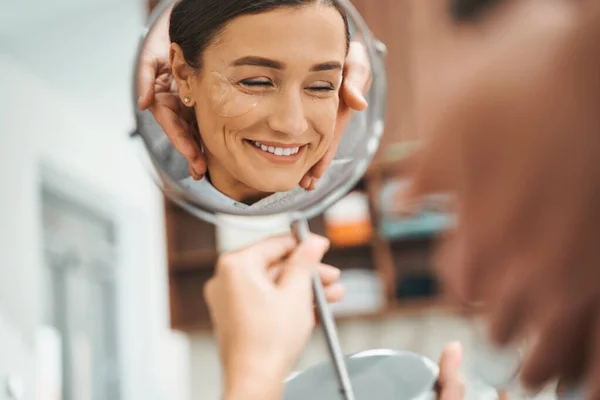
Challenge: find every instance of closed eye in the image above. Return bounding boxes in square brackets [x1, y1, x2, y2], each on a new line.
[307, 81, 335, 92]
[307, 85, 334, 92]
[239, 78, 273, 88]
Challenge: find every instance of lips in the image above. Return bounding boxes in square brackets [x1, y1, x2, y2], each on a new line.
[251, 140, 303, 157]
[244, 139, 307, 165]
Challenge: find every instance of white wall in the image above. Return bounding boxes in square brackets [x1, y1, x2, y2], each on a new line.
[0, 1, 190, 399]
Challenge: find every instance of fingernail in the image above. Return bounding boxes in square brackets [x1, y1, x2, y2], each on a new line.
[448, 340, 462, 350]
[299, 176, 310, 189]
[446, 341, 463, 361]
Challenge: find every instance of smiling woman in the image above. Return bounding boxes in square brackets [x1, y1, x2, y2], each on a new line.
[168, 0, 352, 208]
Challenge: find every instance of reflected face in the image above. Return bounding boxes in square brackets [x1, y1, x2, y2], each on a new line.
[188, 5, 346, 202]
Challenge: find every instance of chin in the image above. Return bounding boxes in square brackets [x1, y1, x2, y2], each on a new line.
[253, 179, 300, 194]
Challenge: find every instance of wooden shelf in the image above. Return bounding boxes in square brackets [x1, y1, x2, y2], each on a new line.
[170, 249, 218, 271]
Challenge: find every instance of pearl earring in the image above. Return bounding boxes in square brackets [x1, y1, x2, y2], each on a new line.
[184, 97, 191, 104]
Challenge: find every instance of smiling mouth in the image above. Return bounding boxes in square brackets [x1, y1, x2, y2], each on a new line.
[244, 139, 307, 164]
[250, 140, 304, 156]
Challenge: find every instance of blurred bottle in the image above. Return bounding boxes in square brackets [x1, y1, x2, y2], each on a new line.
[324, 191, 372, 247]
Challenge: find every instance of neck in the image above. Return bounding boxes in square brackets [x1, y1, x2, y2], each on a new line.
[205, 155, 271, 205]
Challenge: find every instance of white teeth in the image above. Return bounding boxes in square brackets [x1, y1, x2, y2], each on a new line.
[252, 141, 301, 157]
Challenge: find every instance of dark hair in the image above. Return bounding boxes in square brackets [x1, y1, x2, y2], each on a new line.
[169, 0, 350, 69]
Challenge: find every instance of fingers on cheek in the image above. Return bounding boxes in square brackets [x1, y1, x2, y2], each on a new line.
[189, 165, 201, 180]
[299, 175, 312, 189]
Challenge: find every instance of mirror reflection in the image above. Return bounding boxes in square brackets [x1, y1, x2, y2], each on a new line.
[134, 0, 384, 216]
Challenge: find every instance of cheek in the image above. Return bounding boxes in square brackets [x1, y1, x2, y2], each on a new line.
[194, 104, 230, 153]
[206, 72, 263, 118]
[309, 96, 339, 149]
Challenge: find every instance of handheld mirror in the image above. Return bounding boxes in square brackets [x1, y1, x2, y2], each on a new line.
[129, 1, 484, 399]
[132, 0, 386, 224]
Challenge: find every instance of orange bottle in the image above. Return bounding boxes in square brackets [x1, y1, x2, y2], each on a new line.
[324, 191, 373, 247]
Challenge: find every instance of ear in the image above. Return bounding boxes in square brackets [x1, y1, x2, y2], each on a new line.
[170, 43, 196, 106]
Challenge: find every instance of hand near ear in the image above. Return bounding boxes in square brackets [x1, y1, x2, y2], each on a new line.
[137, 8, 206, 180]
[299, 40, 372, 191]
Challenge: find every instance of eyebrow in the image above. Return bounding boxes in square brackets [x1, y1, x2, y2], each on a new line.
[231, 56, 342, 72]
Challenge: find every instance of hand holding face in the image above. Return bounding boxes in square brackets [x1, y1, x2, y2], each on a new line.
[137, 6, 206, 180]
[300, 40, 373, 191]
[204, 234, 344, 400]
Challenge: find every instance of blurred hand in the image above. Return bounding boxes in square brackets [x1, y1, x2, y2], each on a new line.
[204, 234, 343, 400]
[437, 342, 466, 400]
[137, 7, 205, 180]
[300, 39, 372, 190]
[400, 0, 600, 396]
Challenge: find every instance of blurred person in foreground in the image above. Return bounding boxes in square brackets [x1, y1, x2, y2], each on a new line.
[204, 233, 466, 400]
[401, 0, 600, 397]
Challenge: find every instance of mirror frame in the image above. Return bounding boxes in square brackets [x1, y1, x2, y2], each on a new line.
[130, 0, 387, 225]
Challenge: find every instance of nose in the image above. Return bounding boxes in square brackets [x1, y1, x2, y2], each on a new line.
[267, 91, 309, 137]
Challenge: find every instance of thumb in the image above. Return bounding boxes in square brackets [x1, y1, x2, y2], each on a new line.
[438, 341, 465, 400]
[278, 234, 330, 290]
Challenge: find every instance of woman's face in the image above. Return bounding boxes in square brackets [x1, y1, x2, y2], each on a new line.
[182, 5, 347, 199]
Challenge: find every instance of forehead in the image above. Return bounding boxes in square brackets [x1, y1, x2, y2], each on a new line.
[204, 5, 347, 65]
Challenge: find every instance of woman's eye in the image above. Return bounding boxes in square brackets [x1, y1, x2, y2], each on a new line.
[307, 82, 334, 92]
[239, 79, 273, 88]
[309, 86, 334, 92]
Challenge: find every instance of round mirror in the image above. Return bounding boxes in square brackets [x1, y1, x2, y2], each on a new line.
[131, 0, 387, 227]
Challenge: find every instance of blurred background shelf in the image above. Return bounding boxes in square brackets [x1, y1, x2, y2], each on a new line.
[164, 166, 450, 332]
[335, 297, 446, 324]
[170, 249, 218, 271]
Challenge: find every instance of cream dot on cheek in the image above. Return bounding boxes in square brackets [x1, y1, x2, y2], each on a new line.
[207, 72, 263, 118]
